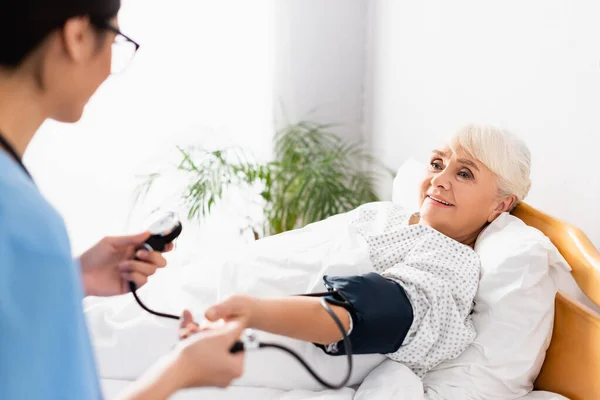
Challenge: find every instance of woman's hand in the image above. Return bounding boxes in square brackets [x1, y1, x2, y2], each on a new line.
[178, 294, 258, 340]
[179, 310, 202, 339]
[79, 232, 174, 297]
[204, 294, 258, 328]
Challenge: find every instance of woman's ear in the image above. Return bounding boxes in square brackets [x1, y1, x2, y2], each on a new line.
[61, 17, 93, 63]
[487, 195, 517, 223]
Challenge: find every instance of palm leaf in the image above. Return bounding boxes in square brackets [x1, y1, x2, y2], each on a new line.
[136, 120, 391, 237]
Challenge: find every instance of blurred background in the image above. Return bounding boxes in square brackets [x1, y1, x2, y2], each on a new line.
[24, 0, 600, 262]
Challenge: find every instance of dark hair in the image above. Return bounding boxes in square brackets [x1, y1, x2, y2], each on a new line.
[0, 1, 121, 67]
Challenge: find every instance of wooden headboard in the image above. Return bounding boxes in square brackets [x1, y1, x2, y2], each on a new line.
[511, 203, 600, 400]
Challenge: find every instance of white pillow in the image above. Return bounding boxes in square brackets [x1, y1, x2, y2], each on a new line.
[392, 159, 571, 400]
[392, 157, 425, 213]
[519, 392, 570, 400]
[423, 213, 569, 399]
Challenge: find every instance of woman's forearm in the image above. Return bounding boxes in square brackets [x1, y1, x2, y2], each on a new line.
[250, 297, 351, 345]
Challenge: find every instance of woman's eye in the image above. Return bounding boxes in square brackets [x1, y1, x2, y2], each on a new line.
[430, 161, 443, 170]
[459, 170, 473, 179]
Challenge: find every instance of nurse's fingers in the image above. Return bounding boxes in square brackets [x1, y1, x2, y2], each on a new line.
[134, 249, 167, 268]
[163, 242, 175, 253]
[118, 260, 158, 278]
[107, 231, 151, 247]
[121, 271, 148, 288]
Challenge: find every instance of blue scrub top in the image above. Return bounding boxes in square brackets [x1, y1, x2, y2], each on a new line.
[0, 152, 102, 399]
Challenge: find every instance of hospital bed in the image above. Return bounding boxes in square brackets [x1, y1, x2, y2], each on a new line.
[512, 202, 600, 400]
[94, 200, 600, 400]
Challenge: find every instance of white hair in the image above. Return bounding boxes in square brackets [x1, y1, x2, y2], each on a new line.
[448, 124, 532, 209]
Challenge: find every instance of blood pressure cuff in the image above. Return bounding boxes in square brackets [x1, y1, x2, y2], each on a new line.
[316, 272, 414, 356]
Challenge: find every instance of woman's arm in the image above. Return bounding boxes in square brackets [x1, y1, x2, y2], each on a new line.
[203, 273, 415, 356]
[206, 295, 351, 345]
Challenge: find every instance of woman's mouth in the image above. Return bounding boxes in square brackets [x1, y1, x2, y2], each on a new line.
[426, 195, 454, 207]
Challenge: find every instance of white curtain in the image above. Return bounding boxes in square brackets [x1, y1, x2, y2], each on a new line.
[25, 0, 274, 262]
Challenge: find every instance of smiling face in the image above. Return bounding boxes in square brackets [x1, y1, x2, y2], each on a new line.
[418, 147, 516, 246]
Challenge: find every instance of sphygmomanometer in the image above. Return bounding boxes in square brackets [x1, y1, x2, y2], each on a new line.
[130, 212, 411, 390]
[0, 127, 404, 389]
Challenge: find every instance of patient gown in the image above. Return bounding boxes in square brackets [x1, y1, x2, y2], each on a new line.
[326, 202, 480, 378]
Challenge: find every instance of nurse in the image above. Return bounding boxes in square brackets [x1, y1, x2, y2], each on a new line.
[0, 1, 244, 399]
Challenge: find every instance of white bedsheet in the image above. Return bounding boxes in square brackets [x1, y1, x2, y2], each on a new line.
[520, 392, 570, 400]
[101, 378, 565, 400]
[100, 359, 424, 400]
[101, 378, 357, 400]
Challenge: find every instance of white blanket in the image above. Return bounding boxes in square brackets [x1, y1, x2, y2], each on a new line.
[86, 208, 567, 400]
[101, 360, 423, 400]
[85, 210, 425, 398]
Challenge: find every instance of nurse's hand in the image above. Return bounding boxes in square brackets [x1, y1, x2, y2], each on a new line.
[116, 321, 245, 400]
[176, 321, 246, 388]
[79, 231, 174, 297]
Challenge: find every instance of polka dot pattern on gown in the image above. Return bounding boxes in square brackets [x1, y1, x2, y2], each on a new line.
[349, 202, 480, 378]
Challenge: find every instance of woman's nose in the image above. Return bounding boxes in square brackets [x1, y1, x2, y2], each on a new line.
[430, 169, 451, 190]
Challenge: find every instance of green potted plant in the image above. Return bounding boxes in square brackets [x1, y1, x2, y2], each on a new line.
[135, 121, 392, 239]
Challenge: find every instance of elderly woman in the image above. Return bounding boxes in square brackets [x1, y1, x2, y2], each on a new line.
[183, 124, 532, 377]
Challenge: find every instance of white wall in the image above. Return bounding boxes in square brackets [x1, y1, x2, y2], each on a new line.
[274, 0, 369, 142]
[24, 0, 274, 258]
[367, 0, 600, 245]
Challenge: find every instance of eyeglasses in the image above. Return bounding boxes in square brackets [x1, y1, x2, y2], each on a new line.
[93, 20, 140, 74]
